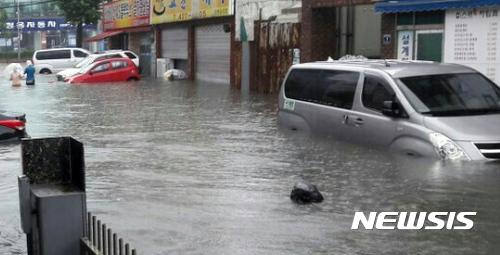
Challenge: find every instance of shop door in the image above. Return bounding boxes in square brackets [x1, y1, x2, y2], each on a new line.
[416, 31, 443, 62]
[161, 28, 188, 71]
[195, 24, 231, 84]
[139, 45, 151, 77]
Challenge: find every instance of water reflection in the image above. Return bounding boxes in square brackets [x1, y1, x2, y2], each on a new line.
[0, 76, 499, 254]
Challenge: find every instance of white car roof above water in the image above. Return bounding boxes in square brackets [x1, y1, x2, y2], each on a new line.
[294, 60, 477, 79]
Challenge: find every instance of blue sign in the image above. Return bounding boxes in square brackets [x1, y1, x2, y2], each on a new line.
[2, 18, 97, 31]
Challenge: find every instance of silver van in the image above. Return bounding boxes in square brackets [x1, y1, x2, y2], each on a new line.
[33, 48, 90, 74]
[278, 60, 500, 160]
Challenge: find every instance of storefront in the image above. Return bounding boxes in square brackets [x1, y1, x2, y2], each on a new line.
[376, 0, 500, 82]
[0, 18, 97, 55]
[86, 0, 154, 76]
[152, 0, 234, 84]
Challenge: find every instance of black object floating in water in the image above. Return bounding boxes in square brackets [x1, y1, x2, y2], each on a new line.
[290, 181, 324, 204]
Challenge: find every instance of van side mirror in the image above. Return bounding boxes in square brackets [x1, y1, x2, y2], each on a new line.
[382, 101, 404, 118]
[89, 70, 94, 75]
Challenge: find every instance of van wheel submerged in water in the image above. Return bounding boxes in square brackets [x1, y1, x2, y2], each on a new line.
[40, 69, 52, 74]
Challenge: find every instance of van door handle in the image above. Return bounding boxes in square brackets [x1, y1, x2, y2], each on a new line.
[343, 115, 363, 127]
[353, 117, 363, 126]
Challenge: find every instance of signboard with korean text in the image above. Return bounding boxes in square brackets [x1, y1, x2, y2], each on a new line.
[0, 18, 96, 31]
[151, 0, 233, 24]
[397, 30, 414, 60]
[103, 0, 150, 31]
[444, 7, 500, 82]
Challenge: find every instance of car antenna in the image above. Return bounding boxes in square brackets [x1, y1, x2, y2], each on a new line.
[384, 59, 390, 67]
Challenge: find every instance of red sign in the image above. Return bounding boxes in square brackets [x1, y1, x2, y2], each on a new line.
[103, 0, 150, 31]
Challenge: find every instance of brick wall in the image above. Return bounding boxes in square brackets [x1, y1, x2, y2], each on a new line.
[381, 13, 396, 59]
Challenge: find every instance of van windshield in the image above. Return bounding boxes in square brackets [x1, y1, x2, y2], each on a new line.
[397, 73, 500, 116]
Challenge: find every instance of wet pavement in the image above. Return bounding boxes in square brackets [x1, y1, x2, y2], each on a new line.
[1, 74, 500, 255]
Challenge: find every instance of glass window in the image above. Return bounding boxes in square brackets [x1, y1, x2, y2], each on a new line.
[57, 50, 71, 59]
[284, 69, 322, 103]
[397, 13, 413, 26]
[111, 61, 128, 70]
[320, 70, 360, 109]
[36, 50, 70, 60]
[398, 73, 500, 116]
[125, 52, 137, 59]
[92, 62, 109, 73]
[416, 11, 444, 25]
[362, 74, 396, 112]
[107, 54, 122, 59]
[284, 69, 360, 109]
[74, 50, 88, 58]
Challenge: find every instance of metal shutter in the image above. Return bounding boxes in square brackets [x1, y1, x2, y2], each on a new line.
[161, 28, 188, 59]
[195, 25, 231, 84]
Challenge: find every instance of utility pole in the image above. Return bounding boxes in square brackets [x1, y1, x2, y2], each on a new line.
[16, 0, 20, 62]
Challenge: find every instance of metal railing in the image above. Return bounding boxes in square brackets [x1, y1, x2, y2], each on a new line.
[81, 212, 137, 255]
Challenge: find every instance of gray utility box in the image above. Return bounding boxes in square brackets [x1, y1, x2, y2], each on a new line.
[19, 137, 87, 255]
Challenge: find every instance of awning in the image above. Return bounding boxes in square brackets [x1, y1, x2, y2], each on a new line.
[122, 26, 151, 33]
[375, 0, 500, 13]
[84, 30, 124, 42]
[84, 26, 152, 42]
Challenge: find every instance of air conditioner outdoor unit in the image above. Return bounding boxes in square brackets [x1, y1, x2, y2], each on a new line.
[156, 58, 167, 78]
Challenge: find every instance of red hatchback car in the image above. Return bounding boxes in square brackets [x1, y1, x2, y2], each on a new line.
[68, 58, 140, 84]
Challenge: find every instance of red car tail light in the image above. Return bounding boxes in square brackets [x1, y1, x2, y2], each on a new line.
[0, 120, 25, 131]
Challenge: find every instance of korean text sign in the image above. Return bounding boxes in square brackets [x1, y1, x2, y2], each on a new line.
[103, 0, 150, 31]
[151, 0, 233, 24]
[2, 18, 96, 31]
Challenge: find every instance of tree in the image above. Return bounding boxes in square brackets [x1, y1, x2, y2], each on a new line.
[53, 0, 101, 48]
[0, 9, 10, 62]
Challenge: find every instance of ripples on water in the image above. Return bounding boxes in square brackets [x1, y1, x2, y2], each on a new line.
[1, 76, 500, 254]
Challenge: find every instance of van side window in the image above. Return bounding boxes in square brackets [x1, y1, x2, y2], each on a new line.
[285, 69, 360, 109]
[320, 70, 360, 109]
[55, 50, 71, 59]
[36, 50, 70, 60]
[284, 69, 322, 103]
[362, 74, 396, 112]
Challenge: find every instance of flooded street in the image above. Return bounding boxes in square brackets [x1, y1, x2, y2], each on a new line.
[1, 76, 500, 255]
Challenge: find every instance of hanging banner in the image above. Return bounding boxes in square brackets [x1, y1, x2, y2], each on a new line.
[103, 0, 150, 31]
[397, 31, 414, 61]
[151, 0, 233, 24]
[444, 7, 500, 82]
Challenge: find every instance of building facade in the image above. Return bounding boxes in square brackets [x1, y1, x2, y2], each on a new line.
[85, 0, 154, 76]
[301, 0, 382, 63]
[376, 0, 500, 82]
[152, 0, 235, 85]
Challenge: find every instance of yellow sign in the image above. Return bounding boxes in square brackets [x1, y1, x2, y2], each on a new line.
[151, 0, 232, 24]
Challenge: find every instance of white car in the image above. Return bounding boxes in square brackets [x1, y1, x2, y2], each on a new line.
[56, 51, 140, 81]
[33, 48, 91, 74]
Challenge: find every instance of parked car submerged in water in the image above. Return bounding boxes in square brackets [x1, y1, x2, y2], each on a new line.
[56, 50, 140, 81]
[0, 110, 28, 142]
[67, 58, 140, 84]
[278, 60, 500, 160]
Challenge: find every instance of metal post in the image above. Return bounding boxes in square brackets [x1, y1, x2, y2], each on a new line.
[16, 0, 20, 61]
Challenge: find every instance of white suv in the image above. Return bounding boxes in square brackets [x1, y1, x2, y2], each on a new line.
[33, 48, 91, 74]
